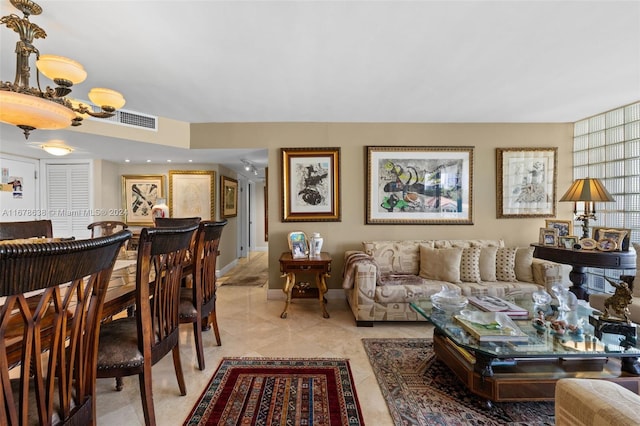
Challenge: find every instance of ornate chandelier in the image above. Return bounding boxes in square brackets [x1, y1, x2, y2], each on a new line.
[0, 0, 125, 139]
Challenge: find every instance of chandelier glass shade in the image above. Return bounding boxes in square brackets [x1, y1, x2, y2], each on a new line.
[0, 0, 125, 139]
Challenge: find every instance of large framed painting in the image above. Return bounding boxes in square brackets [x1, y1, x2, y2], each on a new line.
[366, 146, 473, 225]
[122, 174, 164, 225]
[496, 147, 557, 218]
[220, 175, 238, 218]
[281, 147, 341, 222]
[168, 170, 215, 220]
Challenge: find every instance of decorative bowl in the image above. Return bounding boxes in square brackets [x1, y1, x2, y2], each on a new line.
[430, 287, 468, 314]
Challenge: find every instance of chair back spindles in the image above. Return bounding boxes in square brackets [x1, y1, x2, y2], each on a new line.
[0, 230, 131, 426]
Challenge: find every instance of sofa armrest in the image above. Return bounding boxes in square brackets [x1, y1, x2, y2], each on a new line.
[342, 250, 378, 294]
[531, 258, 570, 293]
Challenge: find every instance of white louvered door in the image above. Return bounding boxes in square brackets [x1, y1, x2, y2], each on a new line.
[45, 162, 92, 239]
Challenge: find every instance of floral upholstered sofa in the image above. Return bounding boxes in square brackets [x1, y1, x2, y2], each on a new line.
[342, 239, 569, 326]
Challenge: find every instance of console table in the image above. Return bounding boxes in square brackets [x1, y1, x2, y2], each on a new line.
[532, 244, 636, 301]
[279, 252, 331, 319]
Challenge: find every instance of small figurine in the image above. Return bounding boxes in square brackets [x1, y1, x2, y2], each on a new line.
[601, 278, 633, 324]
[532, 310, 547, 332]
[550, 319, 567, 335]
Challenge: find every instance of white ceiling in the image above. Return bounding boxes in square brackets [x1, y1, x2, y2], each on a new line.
[1, 0, 639, 177]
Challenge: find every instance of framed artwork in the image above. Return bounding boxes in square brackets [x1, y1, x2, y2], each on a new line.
[220, 175, 238, 218]
[168, 170, 215, 220]
[366, 146, 473, 225]
[281, 147, 341, 222]
[496, 147, 557, 218]
[580, 237, 597, 250]
[544, 219, 573, 237]
[596, 238, 617, 252]
[288, 231, 308, 258]
[264, 167, 269, 241]
[592, 227, 631, 251]
[559, 235, 578, 249]
[539, 227, 559, 246]
[121, 174, 164, 225]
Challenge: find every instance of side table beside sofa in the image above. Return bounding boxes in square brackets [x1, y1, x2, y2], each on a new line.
[342, 239, 569, 326]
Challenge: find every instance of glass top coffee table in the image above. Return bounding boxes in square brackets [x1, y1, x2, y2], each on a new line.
[410, 296, 640, 405]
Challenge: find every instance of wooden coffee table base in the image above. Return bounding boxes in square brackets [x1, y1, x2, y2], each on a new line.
[433, 331, 640, 405]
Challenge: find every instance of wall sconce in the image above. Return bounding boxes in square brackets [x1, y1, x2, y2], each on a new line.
[559, 178, 615, 239]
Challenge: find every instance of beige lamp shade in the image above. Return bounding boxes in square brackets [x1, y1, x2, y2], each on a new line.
[88, 88, 126, 110]
[559, 178, 615, 202]
[0, 91, 77, 130]
[36, 55, 87, 84]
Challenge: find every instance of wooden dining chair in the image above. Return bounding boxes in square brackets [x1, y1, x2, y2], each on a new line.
[0, 230, 131, 426]
[153, 216, 201, 227]
[88, 220, 129, 237]
[179, 220, 227, 370]
[96, 224, 198, 426]
[0, 219, 53, 240]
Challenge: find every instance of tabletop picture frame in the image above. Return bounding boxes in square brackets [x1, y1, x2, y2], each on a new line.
[168, 170, 215, 220]
[496, 147, 557, 218]
[122, 174, 164, 225]
[592, 227, 631, 251]
[281, 147, 341, 222]
[366, 146, 473, 225]
[539, 227, 559, 246]
[545, 219, 573, 237]
[288, 231, 308, 258]
[220, 175, 238, 218]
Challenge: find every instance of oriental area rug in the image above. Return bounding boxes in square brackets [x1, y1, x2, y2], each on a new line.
[219, 251, 268, 287]
[183, 358, 365, 426]
[363, 338, 555, 426]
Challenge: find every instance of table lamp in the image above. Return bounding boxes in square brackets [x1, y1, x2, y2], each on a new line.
[559, 178, 615, 239]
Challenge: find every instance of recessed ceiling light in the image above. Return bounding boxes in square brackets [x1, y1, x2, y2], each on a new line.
[125, 159, 130, 163]
[167, 159, 171, 162]
[188, 159, 193, 163]
[146, 159, 151, 163]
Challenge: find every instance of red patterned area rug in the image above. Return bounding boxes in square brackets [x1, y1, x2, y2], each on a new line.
[183, 358, 365, 425]
[363, 338, 555, 426]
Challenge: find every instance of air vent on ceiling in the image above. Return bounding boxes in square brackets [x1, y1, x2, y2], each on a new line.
[84, 102, 158, 131]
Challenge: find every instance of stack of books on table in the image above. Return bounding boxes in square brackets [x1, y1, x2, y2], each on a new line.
[468, 295, 529, 320]
[454, 311, 529, 343]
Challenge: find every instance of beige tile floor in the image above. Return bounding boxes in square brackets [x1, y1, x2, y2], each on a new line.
[95, 254, 434, 425]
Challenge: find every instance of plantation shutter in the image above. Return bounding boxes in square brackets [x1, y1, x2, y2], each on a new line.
[45, 163, 91, 239]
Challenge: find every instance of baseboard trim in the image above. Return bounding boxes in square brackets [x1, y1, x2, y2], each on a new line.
[266, 288, 344, 301]
[217, 258, 239, 277]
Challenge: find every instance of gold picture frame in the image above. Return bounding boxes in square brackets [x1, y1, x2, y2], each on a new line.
[539, 227, 559, 246]
[545, 219, 573, 238]
[121, 174, 164, 225]
[559, 235, 579, 249]
[168, 170, 215, 220]
[366, 146, 473, 225]
[281, 147, 341, 222]
[496, 147, 557, 218]
[220, 175, 238, 218]
[592, 227, 631, 251]
[596, 238, 617, 252]
[288, 231, 308, 258]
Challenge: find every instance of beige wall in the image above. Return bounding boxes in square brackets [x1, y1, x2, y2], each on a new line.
[191, 122, 574, 290]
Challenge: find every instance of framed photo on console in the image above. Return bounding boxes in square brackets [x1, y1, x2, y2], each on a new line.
[288, 231, 308, 258]
[539, 227, 559, 246]
[496, 147, 557, 218]
[366, 146, 473, 225]
[592, 227, 630, 251]
[545, 219, 573, 237]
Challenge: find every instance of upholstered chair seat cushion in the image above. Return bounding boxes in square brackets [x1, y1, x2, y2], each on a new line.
[179, 287, 198, 320]
[97, 318, 145, 370]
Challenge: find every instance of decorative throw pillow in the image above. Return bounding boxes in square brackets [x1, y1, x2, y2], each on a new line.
[495, 247, 517, 282]
[419, 245, 463, 283]
[479, 246, 498, 281]
[460, 247, 481, 283]
[515, 246, 535, 283]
